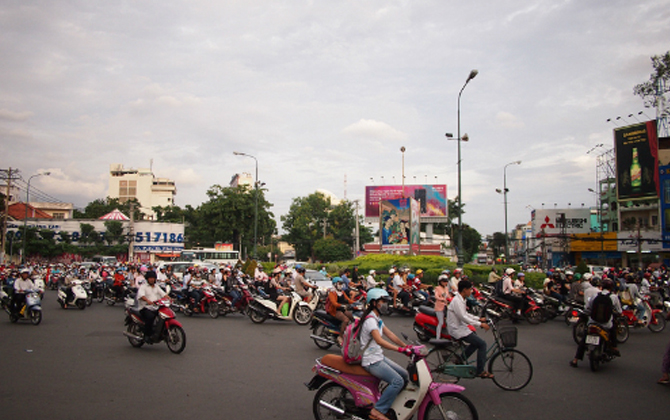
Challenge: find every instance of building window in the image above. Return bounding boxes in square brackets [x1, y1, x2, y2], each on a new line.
[665, 180, 670, 204]
[119, 180, 137, 203]
[52, 213, 65, 219]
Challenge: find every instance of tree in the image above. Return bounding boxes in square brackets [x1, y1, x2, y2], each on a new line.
[461, 224, 482, 264]
[74, 197, 145, 220]
[152, 205, 186, 223]
[281, 192, 332, 261]
[313, 237, 352, 262]
[634, 51, 670, 115]
[104, 220, 126, 245]
[490, 232, 507, 257]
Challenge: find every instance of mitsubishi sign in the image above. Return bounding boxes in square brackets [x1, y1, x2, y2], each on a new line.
[531, 209, 591, 236]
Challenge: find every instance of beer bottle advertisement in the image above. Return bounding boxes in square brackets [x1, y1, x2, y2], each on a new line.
[614, 120, 659, 200]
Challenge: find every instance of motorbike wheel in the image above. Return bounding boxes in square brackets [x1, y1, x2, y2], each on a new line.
[208, 302, 220, 319]
[30, 310, 42, 326]
[86, 294, 92, 307]
[166, 326, 186, 354]
[312, 325, 334, 350]
[589, 346, 601, 372]
[76, 299, 86, 310]
[58, 299, 66, 309]
[293, 305, 313, 325]
[616, 321, 630, 343]
[183, 306, 193, 317]
[648, 312, 666, 333]
[96, 290, 104, 303]
[424, 392, 478, 420]
[248, 307, 268, 324]
[573, 320, 586, 345]
[105, 291, 116, 306]
[489, 349, 533, 391]
[525, 309, 543, 325]
[127, 323, 144, 348]
[313, 383, 359, 420]
[9, 313, 18, 323]
[414, 323, 432, 343]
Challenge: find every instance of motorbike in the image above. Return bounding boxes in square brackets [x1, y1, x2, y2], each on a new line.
[105, 281, 133, 306]
[57, 280, 88, 310]
[382, 289, 428, 316]
[0, 286, 42, 325]
[91, 279, 106, 303]
[310, 302, 365, 349]
[620, 297, 666, 333]
[585, 324, 619, 372]
[248, 290, 319, 325]
[213, 285, 253, 316]
[480, 289, 543, 325]
[123, 297, 186, 354]
[182, 286, 220, 318]
[412, 305, 475, 342]
[82, 281, 93, 306]
[48, 273, 61, 290]
[306, 345, 478, 420]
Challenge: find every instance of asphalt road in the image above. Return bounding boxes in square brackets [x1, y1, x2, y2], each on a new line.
[1, 291, 669, 420]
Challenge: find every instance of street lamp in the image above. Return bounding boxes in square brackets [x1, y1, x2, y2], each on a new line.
[233, 152, 259, 259]
[400, 146, 406, 197]
[496, 161, 521, 262]
[453, 69, 478, 267]
[21, 171, 50, 263]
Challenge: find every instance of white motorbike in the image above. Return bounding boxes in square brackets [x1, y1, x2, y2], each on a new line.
[248, 290, 319, 325]
[0, 287, 42, 325]
[57, 280, 88, 310]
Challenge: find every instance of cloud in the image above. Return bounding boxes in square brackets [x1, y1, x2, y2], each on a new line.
[0, 109, 33, 121]
[342, 119, 407, 141]
[495, 111, 525, 129]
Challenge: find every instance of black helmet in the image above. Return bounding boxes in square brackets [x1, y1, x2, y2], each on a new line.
[602, 279, 614, 291]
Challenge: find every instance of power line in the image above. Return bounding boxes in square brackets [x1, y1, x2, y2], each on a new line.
[14, 178, 66, 204]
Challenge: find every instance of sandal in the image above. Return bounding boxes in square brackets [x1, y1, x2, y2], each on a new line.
[369, 408, 390, 420]
[657, 378, 669, 385]
[477, 371, 494, 379]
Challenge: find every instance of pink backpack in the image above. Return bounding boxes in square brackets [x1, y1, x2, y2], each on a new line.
[341, 315, 378, 364]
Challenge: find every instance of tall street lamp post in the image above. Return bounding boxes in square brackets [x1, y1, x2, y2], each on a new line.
[233, 152, 258, 259]
[456, 69, 478, 267]
[22, 171, 50, 264]
[496, 161, 521, 262]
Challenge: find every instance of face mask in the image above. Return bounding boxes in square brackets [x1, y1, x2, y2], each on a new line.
[335, 283, 343, 291]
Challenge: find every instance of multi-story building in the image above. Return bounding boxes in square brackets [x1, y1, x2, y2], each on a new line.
[108, 164, 176, 219]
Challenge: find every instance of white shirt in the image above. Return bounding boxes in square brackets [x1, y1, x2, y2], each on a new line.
[640, 279, 651, 295]
[449, 276, 460, 293]
[137, 283, 167, 310]
[14, 277, 35, 292]
[502, 276, 515, 295]
[365, 275, 378, 290]
[391, 275, 404, 292]
[447, 293, 482, 340]
[360, 312, 384, 367]
[583, 284, 598, 306]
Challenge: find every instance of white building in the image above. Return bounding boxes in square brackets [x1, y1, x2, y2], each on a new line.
[108, 164, 177, 219]
[229, 172, 253, 188]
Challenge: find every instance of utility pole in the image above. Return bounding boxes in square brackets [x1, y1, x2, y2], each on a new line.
[128, 201, 135, 263]
[1, 168, 20, 264]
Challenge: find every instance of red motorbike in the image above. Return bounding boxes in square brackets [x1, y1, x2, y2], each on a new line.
[123, 297, 186, 354]
[480, 289, 544, 324]
[184, 287, 220, 318]
[620, 297, 666, 333]
[413, 305, 475, 342]
[216, 284, 254, 316]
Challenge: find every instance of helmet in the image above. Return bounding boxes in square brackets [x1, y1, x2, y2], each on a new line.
[389, 268, 395, 274]
[20, 268, 30, 275]
[294, 264, 303, 270]
[366, 288, 389, 304]
[332, 276, 342, 284]
[582, 273, 593, 281]
[416, 269, 423, 275]
[407, 274, 415, 280]
[517, 272, 525, 278]
[441, 269, 451, 275]
[602, 279, 614, 291]
[505, 268, 515, 275]
[454, 268, 462, 274]
[565, 270, 574, 276]
[438, 275, 449, 283]
[145, 271, 157, 280]
[369, 270, 376, 275]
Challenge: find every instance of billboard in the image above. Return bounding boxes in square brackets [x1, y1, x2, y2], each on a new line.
[570, 232, 618, 252]
[617, 231, 663, 252]
[366, 185, 447, 222]
[531, 209, 591, 236]
[615, 120, 659, 201]
[380, 197, 420, 253]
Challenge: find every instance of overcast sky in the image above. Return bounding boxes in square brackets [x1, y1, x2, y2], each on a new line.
[2, 0, 669, 236]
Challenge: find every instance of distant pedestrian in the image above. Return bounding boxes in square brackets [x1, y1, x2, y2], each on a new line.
[658, 339, 670, 385]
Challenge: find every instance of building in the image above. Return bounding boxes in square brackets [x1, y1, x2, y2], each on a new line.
[29, 202, 74, 219]
[229, 172, 253, 188]
[108, 164, 177, 219]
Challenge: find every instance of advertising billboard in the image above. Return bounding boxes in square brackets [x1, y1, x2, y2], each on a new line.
[617, 231, 663, 252]
[366, 185, 447, 222]
[380, 197, 420, 253]
[660, 165, 670, 249]
[615, 120, 659, 201]
[531, 209, 591, 236]
[570, 232, 618, 252]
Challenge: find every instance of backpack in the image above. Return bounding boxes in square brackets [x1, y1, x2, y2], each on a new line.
[341, 315, 377, 364]
[590, 292, 613, 324]
[494, 278, 504, 296]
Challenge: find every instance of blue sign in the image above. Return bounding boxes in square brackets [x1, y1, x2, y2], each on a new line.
[660, 165, 670, 249]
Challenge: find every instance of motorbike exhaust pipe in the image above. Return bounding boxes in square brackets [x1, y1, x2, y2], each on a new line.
[123, 331, 143, 340]
[319, 400, 345, 415]
[310, 335, 336, 345]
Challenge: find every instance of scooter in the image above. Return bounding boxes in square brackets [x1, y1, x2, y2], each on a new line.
[182, 287, 220, 319]
[0, 286, 42, 325]
[310, 302, 364, 349]
[57, 280, 88, 310]
[413, 305, 457, 342]
[585, 324, 619, 372]
[123, 297, 186, 354]
[248, 290, 319, 325]
[620, 297, 666, 333]
[480, 290, 543, 324]
[306, 345, 478, 420]
[213, 284, 253, 316]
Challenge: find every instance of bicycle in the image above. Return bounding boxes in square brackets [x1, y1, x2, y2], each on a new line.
[425, 314, 533, 391]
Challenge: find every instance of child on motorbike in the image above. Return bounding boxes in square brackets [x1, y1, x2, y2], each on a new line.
[360, 288, 410, 420]
[326, 277, 355, 345]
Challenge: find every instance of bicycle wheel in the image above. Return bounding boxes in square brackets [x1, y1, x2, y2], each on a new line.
[489, 349, 533, 391]
[425, 346, 462, 384]
[424, 392, 478, 420]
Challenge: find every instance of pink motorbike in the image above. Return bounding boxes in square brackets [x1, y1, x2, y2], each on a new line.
[306, 345, 478, 420]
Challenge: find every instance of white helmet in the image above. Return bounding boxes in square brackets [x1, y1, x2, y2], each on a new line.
[565, 270, 574, 276]
[369, 270, 376, 275]
[582, 273, 592, 281]
[505, 268, 515, 275]
[389, 268, 395, 274]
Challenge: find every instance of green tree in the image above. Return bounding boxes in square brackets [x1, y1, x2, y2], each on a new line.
[490, 232, 507, 257]
[281, 192, 332, 261]
[104, 220, 126, 245]
[74, 197, 144, 220]
[634, 51, 670, 114]
[461, 224, 482, 264]
[313, 237, 352, 262]
[152, 205, 186, 223]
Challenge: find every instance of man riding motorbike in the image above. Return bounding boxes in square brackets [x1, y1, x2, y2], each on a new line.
[137, 270, 168, 343]
[12, 269, 35, 315]
[326, 277, 355, 345]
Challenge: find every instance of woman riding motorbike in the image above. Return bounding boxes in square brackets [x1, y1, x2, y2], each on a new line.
[267, 269, 291, 315]
[360, 288, 410, 420]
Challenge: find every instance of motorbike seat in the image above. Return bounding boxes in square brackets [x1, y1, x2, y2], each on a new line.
[429, 338, 458, 348]
[418, 305, 437, 317]
[314, 309, 340, 324]
[320, 354, 372, 377]
[128, 307, 142, 317]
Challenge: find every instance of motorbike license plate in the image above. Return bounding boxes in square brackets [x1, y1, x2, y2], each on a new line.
[585, 335, 600, 345]
[567, 316, 579, 324]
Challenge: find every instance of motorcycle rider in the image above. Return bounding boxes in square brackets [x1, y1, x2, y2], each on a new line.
[365, 270, 382, 290]
[267, 269, 290, 315]
[488, 267, 501, 284]
[390, 268, 411, 310]
[433, 275, 450, 339]
[447, 279, 493, 379]
[449, 269, 462, 295]
[112, 268, 126, 300]
[137, 270, 168, 343]
[359, 288, 410, 420]
[293, 266, 316, 300]
[502, 268, 525, 318]
[12, 269, 34, 315]
[326, 277, 355, 345]
[570, 278, 622, 367]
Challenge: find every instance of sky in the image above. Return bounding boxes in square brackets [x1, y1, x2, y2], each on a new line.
[2, 0, 669, 237]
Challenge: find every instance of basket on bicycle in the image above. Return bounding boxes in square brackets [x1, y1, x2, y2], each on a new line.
[498, 326, 518, 348]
